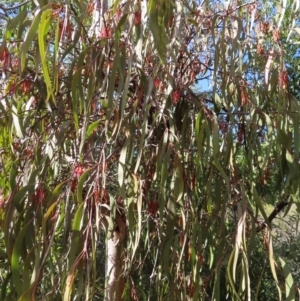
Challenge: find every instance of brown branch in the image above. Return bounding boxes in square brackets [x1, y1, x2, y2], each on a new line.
[256, 197, 290, 232]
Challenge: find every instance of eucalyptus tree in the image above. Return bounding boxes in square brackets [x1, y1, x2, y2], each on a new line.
[0, 0, 300, 300]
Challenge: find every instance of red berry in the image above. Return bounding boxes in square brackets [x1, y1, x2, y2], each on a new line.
[100, 27, 112, 38]
[133, 11, 141, 26]
[35, 186, 46, 204]
[154, 77, 160, 89]
[148, 200, 159, 215]
[172, 89, 181, 104]
[74, 164, 84, 177]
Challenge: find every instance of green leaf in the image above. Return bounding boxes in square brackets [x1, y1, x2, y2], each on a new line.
[71, 48, 89, 130]
[56, 120, 72, 146]
[86, 120, 101, 138]
[13, 186, 28, 209]
[11, 105, 24, 139]
[251, 183, 271, 229]
[38, 8, 54, 103]
[115, 14, 129, 45]
[20, 6, 48, 71]
[64, 201, 85, 301]
[106, 48, 120, 123]
[268, 234, 282, 300]
[9, 161, 18, 192]
[148, 0, 167, 64]
[53, 16, 60, 94]
[12, 223, 31, 297]
[1, 272, 12, 301]
[226, 248, 242, 301]
[6, 11, 27, 39]
[131, 181, 142, 260]
[77, 168, 94, 204]
[279, 257, 295, 301]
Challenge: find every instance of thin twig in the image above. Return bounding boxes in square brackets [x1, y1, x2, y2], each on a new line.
[0, 0, 31, 11]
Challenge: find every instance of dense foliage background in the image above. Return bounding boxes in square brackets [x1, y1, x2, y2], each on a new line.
[0, 0, 300, 300]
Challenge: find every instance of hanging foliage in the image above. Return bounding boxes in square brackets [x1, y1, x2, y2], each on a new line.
[0, 0, 300, 300]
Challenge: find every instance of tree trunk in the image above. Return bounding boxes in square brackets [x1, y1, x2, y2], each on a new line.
[88, 1, 127, 298]
[105, 212, 126, 301]
[88, 0, 108, 38]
